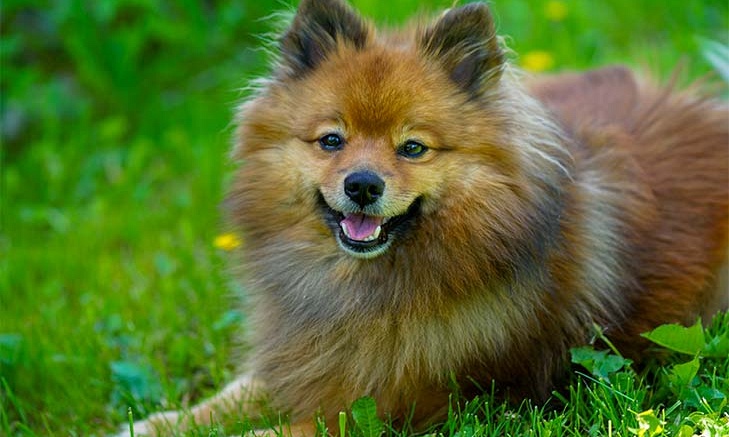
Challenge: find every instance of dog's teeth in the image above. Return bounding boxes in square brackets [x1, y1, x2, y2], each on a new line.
[362, 226, 382, 242]
[340, 222, 351, 239]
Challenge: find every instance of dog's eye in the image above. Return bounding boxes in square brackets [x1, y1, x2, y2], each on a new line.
[398, 140, 428, 158]
[319, 133, 344, 151]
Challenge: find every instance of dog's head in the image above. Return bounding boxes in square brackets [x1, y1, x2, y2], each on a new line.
[232, 0, 567, 260]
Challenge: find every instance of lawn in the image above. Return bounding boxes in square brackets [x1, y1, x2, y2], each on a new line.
[1, 0, 728, 436]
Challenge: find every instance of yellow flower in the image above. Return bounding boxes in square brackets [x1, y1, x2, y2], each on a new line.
[521, 50, 555, 72]
[545, 0, 568, 22]
[214, 233, 242, 251]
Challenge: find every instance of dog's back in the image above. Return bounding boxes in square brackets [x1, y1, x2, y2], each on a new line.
[531, 67, 729, 353]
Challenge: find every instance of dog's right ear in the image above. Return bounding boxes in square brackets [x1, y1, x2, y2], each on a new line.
[279, 0, 370, 77]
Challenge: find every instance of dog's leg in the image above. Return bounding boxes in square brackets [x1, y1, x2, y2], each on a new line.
[117, 373, 265, 436]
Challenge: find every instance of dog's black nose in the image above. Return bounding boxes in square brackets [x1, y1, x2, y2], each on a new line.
[344, 171, 385, 207]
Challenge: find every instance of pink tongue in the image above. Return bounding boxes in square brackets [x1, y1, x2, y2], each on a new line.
[341, 213, 383, 241]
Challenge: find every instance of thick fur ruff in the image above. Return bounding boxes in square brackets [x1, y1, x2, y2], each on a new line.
[126, 0, 729, 435]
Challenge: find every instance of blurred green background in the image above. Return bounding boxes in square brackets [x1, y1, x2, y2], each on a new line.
[1, 0, 727, 435]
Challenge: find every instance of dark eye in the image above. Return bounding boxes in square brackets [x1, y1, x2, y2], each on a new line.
[319, 133, 344, 151]
[398, 140, 428, 158]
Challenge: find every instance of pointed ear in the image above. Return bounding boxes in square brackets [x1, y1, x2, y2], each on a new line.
[419, 3, 505, 96]
[279, 0, 370, 77]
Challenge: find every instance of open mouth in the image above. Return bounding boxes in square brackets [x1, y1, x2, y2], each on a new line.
[318, 194, 422, 258]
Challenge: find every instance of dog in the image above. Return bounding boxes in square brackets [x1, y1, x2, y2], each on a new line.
[123, 0, 729, 435]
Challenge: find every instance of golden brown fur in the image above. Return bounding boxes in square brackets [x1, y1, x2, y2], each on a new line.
[123, 0, 728, 435]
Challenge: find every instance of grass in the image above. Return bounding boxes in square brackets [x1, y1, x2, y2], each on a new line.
[1, 0, 728, 435]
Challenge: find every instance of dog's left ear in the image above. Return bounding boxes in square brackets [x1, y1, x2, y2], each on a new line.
[279, 0, 370, 77]
[419, 3, 505, 97]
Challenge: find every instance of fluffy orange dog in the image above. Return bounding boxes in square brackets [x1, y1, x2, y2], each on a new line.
[126, 0, 728, 435]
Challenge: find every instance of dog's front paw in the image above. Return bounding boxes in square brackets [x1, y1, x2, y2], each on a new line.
[114, 410, 183, 437]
